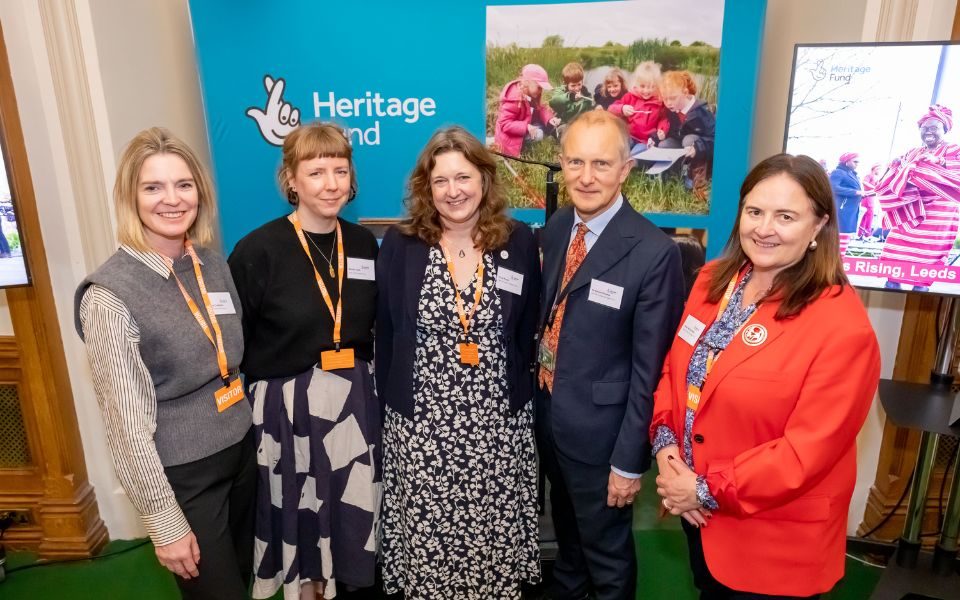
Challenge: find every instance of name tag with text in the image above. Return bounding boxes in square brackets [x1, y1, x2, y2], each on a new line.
[678, 315, 706, 346]
[588, 279, 623, 309]
[347, 257, 376, 281]
[495, 267, 524, 295]
[208, 292, 237, 315]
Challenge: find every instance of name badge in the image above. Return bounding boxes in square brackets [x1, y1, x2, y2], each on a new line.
[588, 279, 623, 309]
[214, 378, 245, 412]
[459, 342, 480, 366]
[208, 292, 237, 315]
[495, 267, 524, 295]
[678, 315, 706, 346]
[347, 257, 375, 281]
[321, 347, 356, 371]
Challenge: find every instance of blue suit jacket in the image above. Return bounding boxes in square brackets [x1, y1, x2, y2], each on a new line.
[375, 221, 541, 420]
[538, 201, 684, 473]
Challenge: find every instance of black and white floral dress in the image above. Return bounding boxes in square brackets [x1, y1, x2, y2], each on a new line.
[380, 247, 540, 599]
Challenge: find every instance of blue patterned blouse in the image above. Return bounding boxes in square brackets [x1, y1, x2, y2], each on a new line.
[652, 268, 759, 510]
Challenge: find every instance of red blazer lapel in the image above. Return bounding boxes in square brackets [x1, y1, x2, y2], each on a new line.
[670, 300, 723, 429]
[697, 300, 785, 413]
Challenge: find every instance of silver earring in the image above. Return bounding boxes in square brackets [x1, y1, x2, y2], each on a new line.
[809, 239, 818, 250]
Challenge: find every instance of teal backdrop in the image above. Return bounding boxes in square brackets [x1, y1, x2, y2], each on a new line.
[188, 0, 767, 257]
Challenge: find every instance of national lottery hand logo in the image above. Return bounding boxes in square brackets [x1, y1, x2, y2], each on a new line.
[247, 73, 437, 147]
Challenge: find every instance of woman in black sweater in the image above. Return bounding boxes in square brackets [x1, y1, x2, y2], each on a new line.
[228, 123, 379, 600]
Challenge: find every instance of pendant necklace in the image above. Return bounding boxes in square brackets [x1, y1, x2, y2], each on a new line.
[305, 230, 337, 278]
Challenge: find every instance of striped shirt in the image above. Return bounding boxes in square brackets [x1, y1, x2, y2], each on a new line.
[78, 246, 191, 546]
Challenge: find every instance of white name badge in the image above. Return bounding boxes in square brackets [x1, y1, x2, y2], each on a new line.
[588, 279, 623, 309]
[347, 257, 375, 281]
[208, 292, 237, 315]
[495, 267, 524, 295]
[678, 314, 706, 346]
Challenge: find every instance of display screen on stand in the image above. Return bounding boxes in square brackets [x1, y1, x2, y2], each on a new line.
[783, 41, 960, 295]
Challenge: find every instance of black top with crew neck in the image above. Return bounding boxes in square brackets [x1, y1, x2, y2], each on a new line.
[228, 216, 378, 380]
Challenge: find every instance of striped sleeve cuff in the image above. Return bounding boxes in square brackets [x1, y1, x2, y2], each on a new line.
[141, 502, 191, 547]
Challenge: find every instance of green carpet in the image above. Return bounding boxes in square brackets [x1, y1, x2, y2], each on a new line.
[1, 469, 883, 598]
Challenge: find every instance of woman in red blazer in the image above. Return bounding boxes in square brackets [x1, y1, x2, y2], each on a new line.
[652, 154, 881, 598]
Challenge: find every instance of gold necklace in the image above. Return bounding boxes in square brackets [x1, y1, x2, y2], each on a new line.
[305, 229, 337, 278]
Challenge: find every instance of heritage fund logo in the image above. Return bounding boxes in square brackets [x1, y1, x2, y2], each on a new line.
[247, 74, 438, 147]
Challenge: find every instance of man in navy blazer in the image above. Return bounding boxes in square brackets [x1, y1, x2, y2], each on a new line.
[537, 111, 684, 599]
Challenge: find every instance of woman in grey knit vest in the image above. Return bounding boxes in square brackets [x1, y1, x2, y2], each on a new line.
[75, 128, 255, 599]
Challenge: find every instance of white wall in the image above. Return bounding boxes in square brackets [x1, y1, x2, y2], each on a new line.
[0, 0, 210, 539]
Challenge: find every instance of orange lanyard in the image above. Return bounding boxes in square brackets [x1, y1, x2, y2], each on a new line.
[439, 243, 484, 339]
[164, 239, 231, 385]
[686, 268, 757, 411]
[289, 213, 346, 348]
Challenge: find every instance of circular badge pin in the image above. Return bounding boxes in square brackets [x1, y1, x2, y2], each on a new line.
[500, 250, 509, 259]
[742, 324, 768, 347]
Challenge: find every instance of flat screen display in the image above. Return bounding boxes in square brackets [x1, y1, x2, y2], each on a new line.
[0, 133, 30, 288]
[784, 42, 960, 294]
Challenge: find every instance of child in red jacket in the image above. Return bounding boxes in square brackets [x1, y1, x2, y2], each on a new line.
[609, 61, 670, 152]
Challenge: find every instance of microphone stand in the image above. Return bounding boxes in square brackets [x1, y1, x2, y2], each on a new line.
[492, 151, 563, 221]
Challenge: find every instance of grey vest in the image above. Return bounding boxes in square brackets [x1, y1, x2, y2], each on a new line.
[75, 247, 251, 466]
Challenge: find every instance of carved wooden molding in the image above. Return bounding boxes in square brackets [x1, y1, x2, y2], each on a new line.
[36, 0, 114, 270]
[0, 19, 107, 557]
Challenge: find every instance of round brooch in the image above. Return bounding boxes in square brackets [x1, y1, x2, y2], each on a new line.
[742, 324, 768, 347]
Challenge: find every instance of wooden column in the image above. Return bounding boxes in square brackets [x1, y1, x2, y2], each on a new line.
[0, 22, 107, 558]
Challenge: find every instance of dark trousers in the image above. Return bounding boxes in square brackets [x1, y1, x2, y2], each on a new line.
[165, 429, 257, 600]
[682, 521, 819, 600]
[536, 392, 636, 600]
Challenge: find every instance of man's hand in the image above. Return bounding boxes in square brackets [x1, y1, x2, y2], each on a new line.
[684, 146, 697, 158]
[155, 531, 200, 580]
[607, 470, 641, 508]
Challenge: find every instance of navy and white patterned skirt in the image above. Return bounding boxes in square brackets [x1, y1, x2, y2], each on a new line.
[248, 362, 381, 599]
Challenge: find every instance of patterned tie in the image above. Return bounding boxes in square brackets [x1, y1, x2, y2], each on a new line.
[539, 223, 589, 393]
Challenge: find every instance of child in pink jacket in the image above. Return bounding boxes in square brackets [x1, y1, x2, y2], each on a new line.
[494, 64, 558, 157]
[609, 61, 669, 151]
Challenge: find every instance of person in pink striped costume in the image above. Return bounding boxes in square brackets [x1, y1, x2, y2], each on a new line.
[877, 104, 960, 291]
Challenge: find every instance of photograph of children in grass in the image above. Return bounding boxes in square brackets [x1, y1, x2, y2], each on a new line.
[486, 0, 723, 215]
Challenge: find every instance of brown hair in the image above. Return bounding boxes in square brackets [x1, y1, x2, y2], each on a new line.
[707, 153, 846, 319]
[399, 126, 512, 250]
[278, 122, 356, 205]
[660, 70, 697, 95]
[114, 127, 217, 251]
[561, 62, 585, 84]
[600, 69, 627, 97]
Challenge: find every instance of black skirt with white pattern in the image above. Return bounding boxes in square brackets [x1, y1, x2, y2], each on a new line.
[248, 361, 381, 599]
[380, 248, 540, 599]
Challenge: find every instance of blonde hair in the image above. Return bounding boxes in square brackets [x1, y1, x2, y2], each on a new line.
[399, 126, 512, 250]
[114, 127, 217, 251]
[631, 61, 662, 87]
[278, 122, 356, 205]
[561, 62, 585, 84]
[660, 70, 698, 95]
